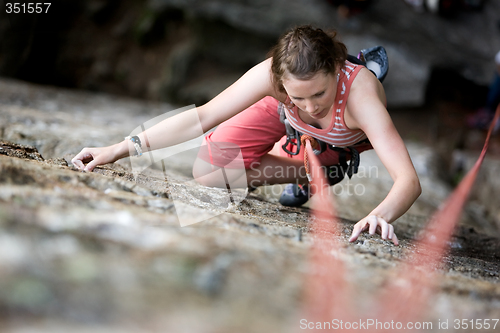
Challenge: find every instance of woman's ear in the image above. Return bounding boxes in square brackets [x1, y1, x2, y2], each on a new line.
[333, 67, 340, 82]
[280, 81, 287, 93]
[336, 63, 343, 76]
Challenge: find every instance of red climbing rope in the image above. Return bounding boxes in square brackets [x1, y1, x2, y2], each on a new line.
[371, 104, 500, 329]
[300, 104, 500, 332]
[300, 135, 320, 182]
[301, 138, 354, 325]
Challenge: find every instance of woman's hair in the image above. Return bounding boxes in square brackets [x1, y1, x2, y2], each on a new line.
[268, 25, 347, 93]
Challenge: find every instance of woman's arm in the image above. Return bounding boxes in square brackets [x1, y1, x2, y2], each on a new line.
[345, 68, 422, 245]
[72, 58, 277, 171]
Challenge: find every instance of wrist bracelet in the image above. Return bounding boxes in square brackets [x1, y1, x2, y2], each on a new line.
[125, 136, 142, 157]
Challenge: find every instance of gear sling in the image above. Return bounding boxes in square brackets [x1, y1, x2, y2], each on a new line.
[279, 46, 389, 184]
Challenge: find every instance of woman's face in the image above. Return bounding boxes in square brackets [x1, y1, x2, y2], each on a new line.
[282, 71, 338, 120]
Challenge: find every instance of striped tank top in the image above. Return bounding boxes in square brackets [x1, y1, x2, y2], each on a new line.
[280, 60, 367, 148]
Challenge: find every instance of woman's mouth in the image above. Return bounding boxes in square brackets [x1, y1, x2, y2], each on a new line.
[311, 109, 325, 117]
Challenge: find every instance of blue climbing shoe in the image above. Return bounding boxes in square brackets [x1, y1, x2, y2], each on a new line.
[279, 183, 310, 207]
[359, 46, 389, 83]
[279, 164, 347, 207]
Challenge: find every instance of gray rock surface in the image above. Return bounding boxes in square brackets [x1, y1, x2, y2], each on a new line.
[1, 79, 500, 332]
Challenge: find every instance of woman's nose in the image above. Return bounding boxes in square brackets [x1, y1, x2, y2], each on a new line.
[305, 100, 318, 113]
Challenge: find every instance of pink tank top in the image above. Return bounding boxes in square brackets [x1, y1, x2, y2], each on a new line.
[280, 60, 367, 148]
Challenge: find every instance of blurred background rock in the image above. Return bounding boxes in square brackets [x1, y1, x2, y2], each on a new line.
[0, 0, 498, 107]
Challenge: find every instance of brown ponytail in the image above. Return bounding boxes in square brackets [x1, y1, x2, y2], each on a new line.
[268, 25, 347, 93]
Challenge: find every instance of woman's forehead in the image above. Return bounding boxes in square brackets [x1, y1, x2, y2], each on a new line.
[282, 72, 334, 91]
[282, 66, 339, 81]
[283, 72, 337, 97]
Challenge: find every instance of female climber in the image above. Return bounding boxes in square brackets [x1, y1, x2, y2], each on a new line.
[72, 25, 421, 246]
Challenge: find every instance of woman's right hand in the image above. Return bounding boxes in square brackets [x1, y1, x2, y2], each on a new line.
[71, 144, 122, 172]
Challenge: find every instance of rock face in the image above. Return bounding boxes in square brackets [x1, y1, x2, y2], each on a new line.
[0, 0, 499, 107]
[1, 79, 500, 332]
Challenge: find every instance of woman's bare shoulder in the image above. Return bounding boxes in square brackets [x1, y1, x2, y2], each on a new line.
[344, 67, 388, 130]
[253, 58, 287, 101]
[243, 57, 288, 102]
[210, 57, 278, 105]
[350, 67, 386, 103]
[196, 57, 285, 130]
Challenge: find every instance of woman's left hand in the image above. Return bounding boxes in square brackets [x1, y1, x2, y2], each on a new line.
[349, 215, 399, 246]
